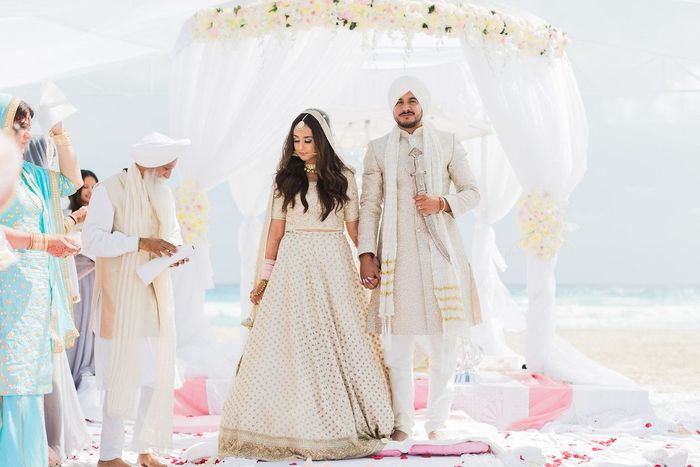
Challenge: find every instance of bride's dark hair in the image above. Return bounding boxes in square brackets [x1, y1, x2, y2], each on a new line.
[274, 111, 349, 221]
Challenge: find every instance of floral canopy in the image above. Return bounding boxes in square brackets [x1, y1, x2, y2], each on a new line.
[169, 0, 619, 387]
[191, 0, 570, 58]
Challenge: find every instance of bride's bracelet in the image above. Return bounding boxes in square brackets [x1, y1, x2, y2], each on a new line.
[28, 233, 48, 251]
[50, 130, 72, 147]
[251, 279, 269, 299]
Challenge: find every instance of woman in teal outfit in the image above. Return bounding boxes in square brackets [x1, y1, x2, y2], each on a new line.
[0, 94, 84, 465]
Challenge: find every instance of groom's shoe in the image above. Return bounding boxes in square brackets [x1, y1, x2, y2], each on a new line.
[137, 453, 168, 467]
[390, 429, 409, 441]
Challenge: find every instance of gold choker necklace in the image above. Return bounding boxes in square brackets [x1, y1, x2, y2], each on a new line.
[304, 162, 317, 174]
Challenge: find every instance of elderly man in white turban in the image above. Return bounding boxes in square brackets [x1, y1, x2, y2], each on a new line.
[358, 76, 482, 441]
[83, 132, 190, 467]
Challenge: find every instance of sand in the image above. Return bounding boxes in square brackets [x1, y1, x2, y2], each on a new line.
[505, 328, 700, 393]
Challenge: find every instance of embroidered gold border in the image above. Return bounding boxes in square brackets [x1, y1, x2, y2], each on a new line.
[2, 96, 20, 130]
[219, 427, 385, 461]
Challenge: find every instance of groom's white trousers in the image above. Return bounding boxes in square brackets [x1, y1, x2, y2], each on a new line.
[383, 335, 458, 435]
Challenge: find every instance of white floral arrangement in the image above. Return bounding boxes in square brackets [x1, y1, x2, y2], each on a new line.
[192, 0, 570, 58]
[175, 179, 210, 244]
[517, 189, 564, 259]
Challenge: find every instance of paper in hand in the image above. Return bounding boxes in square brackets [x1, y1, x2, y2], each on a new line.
[39, 81, 77, 133]
[136, 244, 195, 285]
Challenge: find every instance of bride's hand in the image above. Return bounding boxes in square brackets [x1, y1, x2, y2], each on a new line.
[249, 279, 269, 305]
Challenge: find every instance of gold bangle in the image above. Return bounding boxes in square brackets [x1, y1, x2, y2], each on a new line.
[51, 131, 72, 146]
[40, 234, 47, 251]
[30, 233, 48, 252]
[252, 279, 269, 297]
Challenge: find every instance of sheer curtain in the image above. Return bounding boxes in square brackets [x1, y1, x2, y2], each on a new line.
[463, 48, 630, 384]
[465, 134, 524, 360]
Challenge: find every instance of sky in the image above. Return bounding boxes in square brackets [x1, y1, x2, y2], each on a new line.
[3, 0, 699, 286]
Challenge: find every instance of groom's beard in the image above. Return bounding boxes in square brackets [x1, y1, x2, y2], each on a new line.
[144, 170, 175, 237]
[395, 109, 423, 130]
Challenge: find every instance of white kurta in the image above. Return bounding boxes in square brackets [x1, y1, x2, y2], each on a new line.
[82, 179, 181, 390]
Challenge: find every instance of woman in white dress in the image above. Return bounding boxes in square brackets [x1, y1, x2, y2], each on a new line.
[218, 110, 393, 460]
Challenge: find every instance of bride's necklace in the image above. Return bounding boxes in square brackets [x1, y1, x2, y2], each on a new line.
[304, 162, 317, 174]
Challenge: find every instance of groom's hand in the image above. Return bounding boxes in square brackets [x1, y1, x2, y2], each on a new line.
[359, 253, 381, 289]
[414, 194, 442, 215]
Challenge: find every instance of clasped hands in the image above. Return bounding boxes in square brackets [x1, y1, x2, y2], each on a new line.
[359, 253, 381, 290]
[358, 194, 444, 290]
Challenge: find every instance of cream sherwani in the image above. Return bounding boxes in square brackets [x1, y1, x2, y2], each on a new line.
[358, 126, 480, 435]
[82, 169, 181, 459]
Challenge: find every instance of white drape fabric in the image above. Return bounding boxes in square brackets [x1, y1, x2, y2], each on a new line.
[463, 47, 626, 385]
[465, 135, 524, 359]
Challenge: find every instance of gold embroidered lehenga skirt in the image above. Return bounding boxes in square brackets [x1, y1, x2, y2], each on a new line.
[218, 231, 393, 460]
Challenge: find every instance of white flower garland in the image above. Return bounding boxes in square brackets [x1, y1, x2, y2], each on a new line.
[175, 179, 210, 244]
[192, 0, 570, 58]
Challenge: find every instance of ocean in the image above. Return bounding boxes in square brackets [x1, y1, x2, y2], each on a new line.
[204, 284, 700, 330]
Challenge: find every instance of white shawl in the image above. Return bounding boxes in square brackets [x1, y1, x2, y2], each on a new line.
[105, 164, 177, 452]
[378, 123, 469, 337]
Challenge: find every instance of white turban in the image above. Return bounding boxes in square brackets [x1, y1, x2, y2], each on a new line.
[130, 132, 191, 168]
[387, 75, 432, 113]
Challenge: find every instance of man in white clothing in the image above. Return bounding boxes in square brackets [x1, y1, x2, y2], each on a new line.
[83, 132, 190, 467]
[358, 76, 481, 441]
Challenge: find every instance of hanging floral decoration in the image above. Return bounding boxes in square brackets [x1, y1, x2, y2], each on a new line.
[192, 0, 570, 58]
[175, 179, 210, 244]
[517, 189, 566, 259]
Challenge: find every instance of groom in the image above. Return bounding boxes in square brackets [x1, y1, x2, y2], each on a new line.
[358, 76, 481, 440]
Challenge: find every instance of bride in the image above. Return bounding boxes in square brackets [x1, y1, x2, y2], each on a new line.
[218, 109, 393, 460]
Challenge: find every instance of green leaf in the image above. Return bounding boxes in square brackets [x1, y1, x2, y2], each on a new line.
[234, 5, 241, 14]
[216, 7, 222, 13]
[269, 3, 278, 13]
[445, 26, 452, 33]
[422, 23, 429, 29]
[428, 5, 436, 14]
[349, 21, 358, 30]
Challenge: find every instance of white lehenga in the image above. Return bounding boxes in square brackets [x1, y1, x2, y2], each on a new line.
[218, 175, 394, 461]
